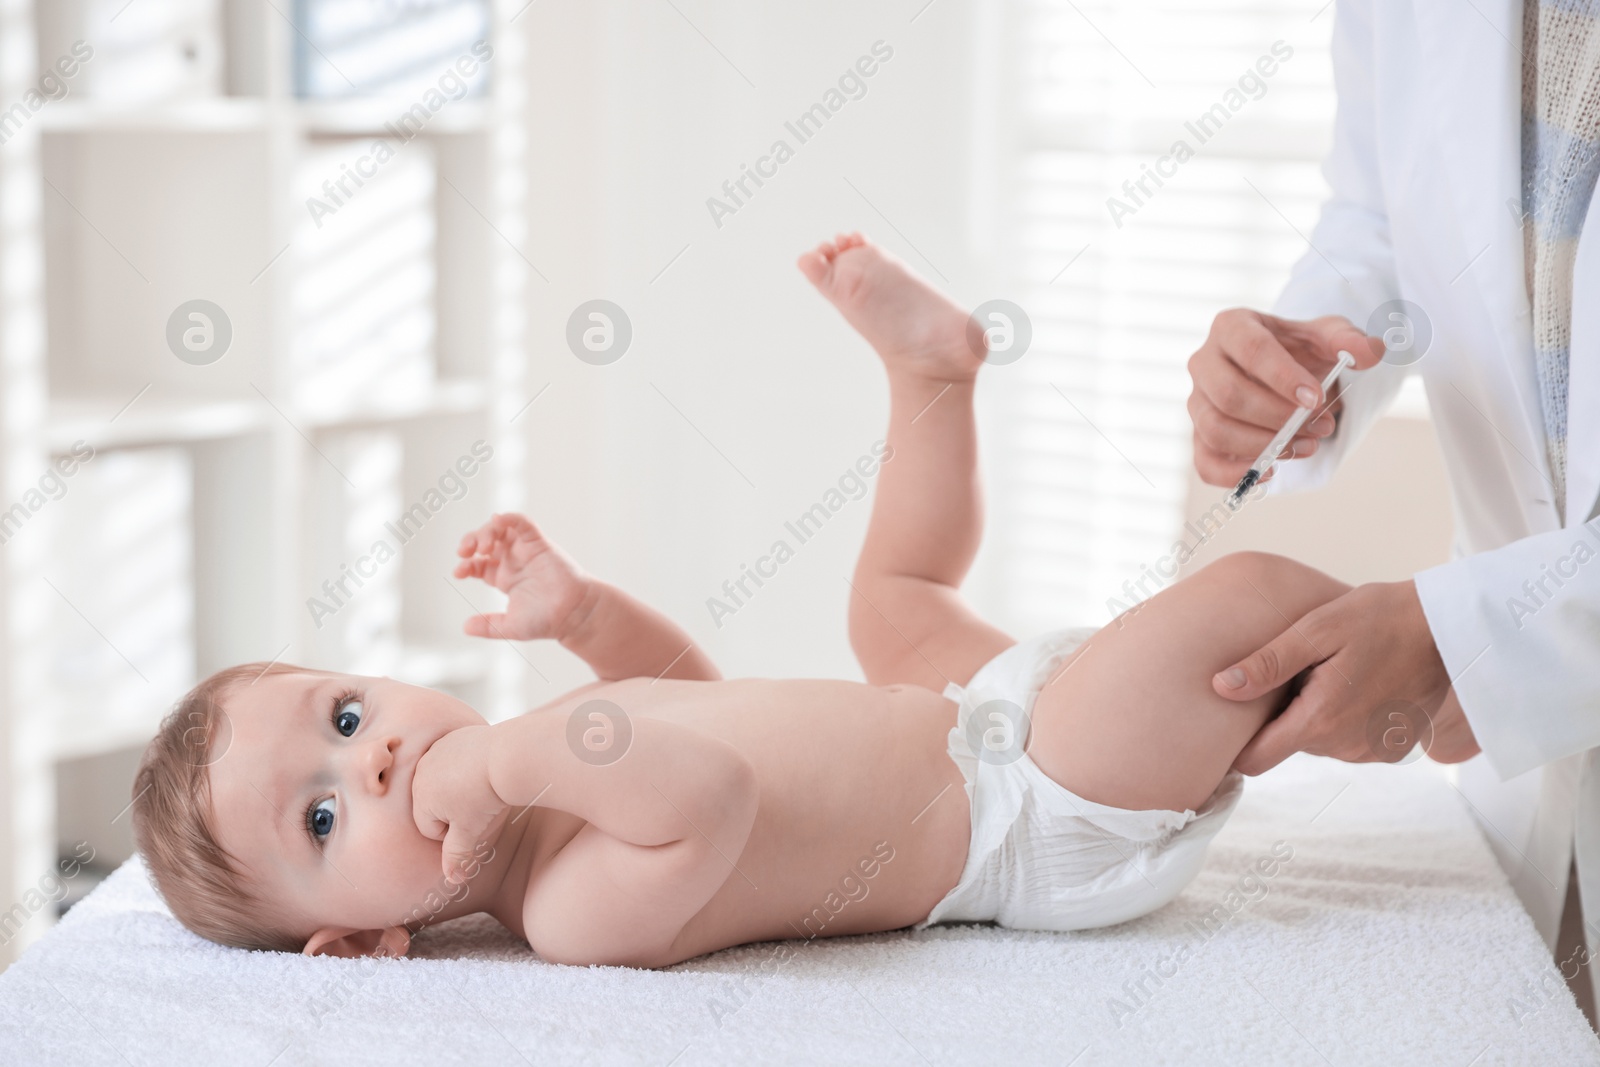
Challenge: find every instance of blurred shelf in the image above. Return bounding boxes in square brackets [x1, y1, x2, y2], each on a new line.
[39, 98, 273, 133]
[296, 99, 490, 137]
[50, 644, 493, 757]
[5, 0, 524, 972]
[47, 380, 490, 453]
[47, 397, 271, 454]
[36, 98, 492, 137]
[54, 705, 169, 763]
[300, 377, 489, 430]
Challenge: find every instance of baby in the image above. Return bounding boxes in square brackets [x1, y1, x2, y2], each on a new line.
[132, 234, 1359, 966]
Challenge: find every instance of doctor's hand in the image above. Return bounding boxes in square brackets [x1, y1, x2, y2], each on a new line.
[1187, 309, 1386, 487]
[1215, 579, 1481, 774]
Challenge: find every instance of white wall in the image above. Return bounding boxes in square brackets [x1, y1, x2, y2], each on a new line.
[1181, 410, 1455, 585]
[510, 2, 1454, 704]
[517, 1, 992, 692]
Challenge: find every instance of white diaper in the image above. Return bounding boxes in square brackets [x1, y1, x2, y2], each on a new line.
[918, 627, 1243, 932]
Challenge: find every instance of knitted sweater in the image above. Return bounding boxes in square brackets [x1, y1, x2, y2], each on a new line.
[1522, 0, 1600, 523]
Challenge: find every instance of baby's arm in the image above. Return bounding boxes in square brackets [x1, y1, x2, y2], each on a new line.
[560, 582, 721, 683]
[456, 514, 719, 681]
[413, 710, 758, 968]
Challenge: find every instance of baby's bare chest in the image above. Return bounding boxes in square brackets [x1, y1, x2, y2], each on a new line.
[573, 677, 973, 952]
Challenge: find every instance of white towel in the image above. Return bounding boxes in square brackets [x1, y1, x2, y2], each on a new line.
[1, 754, 1594, 1065]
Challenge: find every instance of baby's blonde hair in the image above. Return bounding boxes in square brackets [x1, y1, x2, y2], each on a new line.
[131, 661, 317, 953]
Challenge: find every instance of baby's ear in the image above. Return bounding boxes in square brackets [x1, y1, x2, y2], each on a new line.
[302, 925, 410, 959]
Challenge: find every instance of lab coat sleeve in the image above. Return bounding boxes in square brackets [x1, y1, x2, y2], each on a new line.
[1414, 518, 1600, 780]
[1265, 0, 1413, 496]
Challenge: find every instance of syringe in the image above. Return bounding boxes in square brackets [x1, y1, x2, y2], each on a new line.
[1227, 349, 1356, 507]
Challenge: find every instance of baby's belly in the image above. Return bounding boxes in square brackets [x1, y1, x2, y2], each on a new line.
[593, 677, 971, 959]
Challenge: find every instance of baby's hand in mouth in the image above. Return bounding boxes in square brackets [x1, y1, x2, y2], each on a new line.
[412, 725, 507, 884]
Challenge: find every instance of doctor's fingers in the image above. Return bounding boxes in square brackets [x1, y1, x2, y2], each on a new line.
[1231, 689, 1330, 776]
[1193, 436, 1256, 487]
[1192, 432, 1288, 488]
[1199, 309, 1331, 410]
[1287, 314, 1387, 371]
[1190, 346, 1312, 433]
[1213, 605, 1331, 702]
[1188, 392, 1328, 461]
[1231, 714, 1300, 776]
[1231, 669, 1371, 776]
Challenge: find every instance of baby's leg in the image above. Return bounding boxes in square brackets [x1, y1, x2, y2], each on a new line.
[1029, 550, 1353, 813]
[798, 233, 1013, 691]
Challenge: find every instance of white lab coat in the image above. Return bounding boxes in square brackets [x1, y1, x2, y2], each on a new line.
[1268, 0, 1600, 963]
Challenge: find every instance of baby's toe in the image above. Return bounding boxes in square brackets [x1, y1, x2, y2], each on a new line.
[796, 249, 832, 286]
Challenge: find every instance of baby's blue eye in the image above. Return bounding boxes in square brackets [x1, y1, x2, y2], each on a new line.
[308, 798, 336, 838]
[335, 700, 362, 737]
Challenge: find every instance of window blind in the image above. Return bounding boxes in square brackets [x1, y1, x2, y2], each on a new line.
[293, 0, 492, 98]
[987, 0, 1338, 636]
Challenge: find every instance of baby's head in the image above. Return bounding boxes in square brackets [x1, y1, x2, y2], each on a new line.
[132, 662, 486, 956]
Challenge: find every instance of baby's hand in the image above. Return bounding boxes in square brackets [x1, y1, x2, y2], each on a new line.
[454, 513, 595, 642]
[412, 725, 507, 885]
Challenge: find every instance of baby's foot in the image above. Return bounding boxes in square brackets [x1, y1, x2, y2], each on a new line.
[797, 232, 983, 383]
